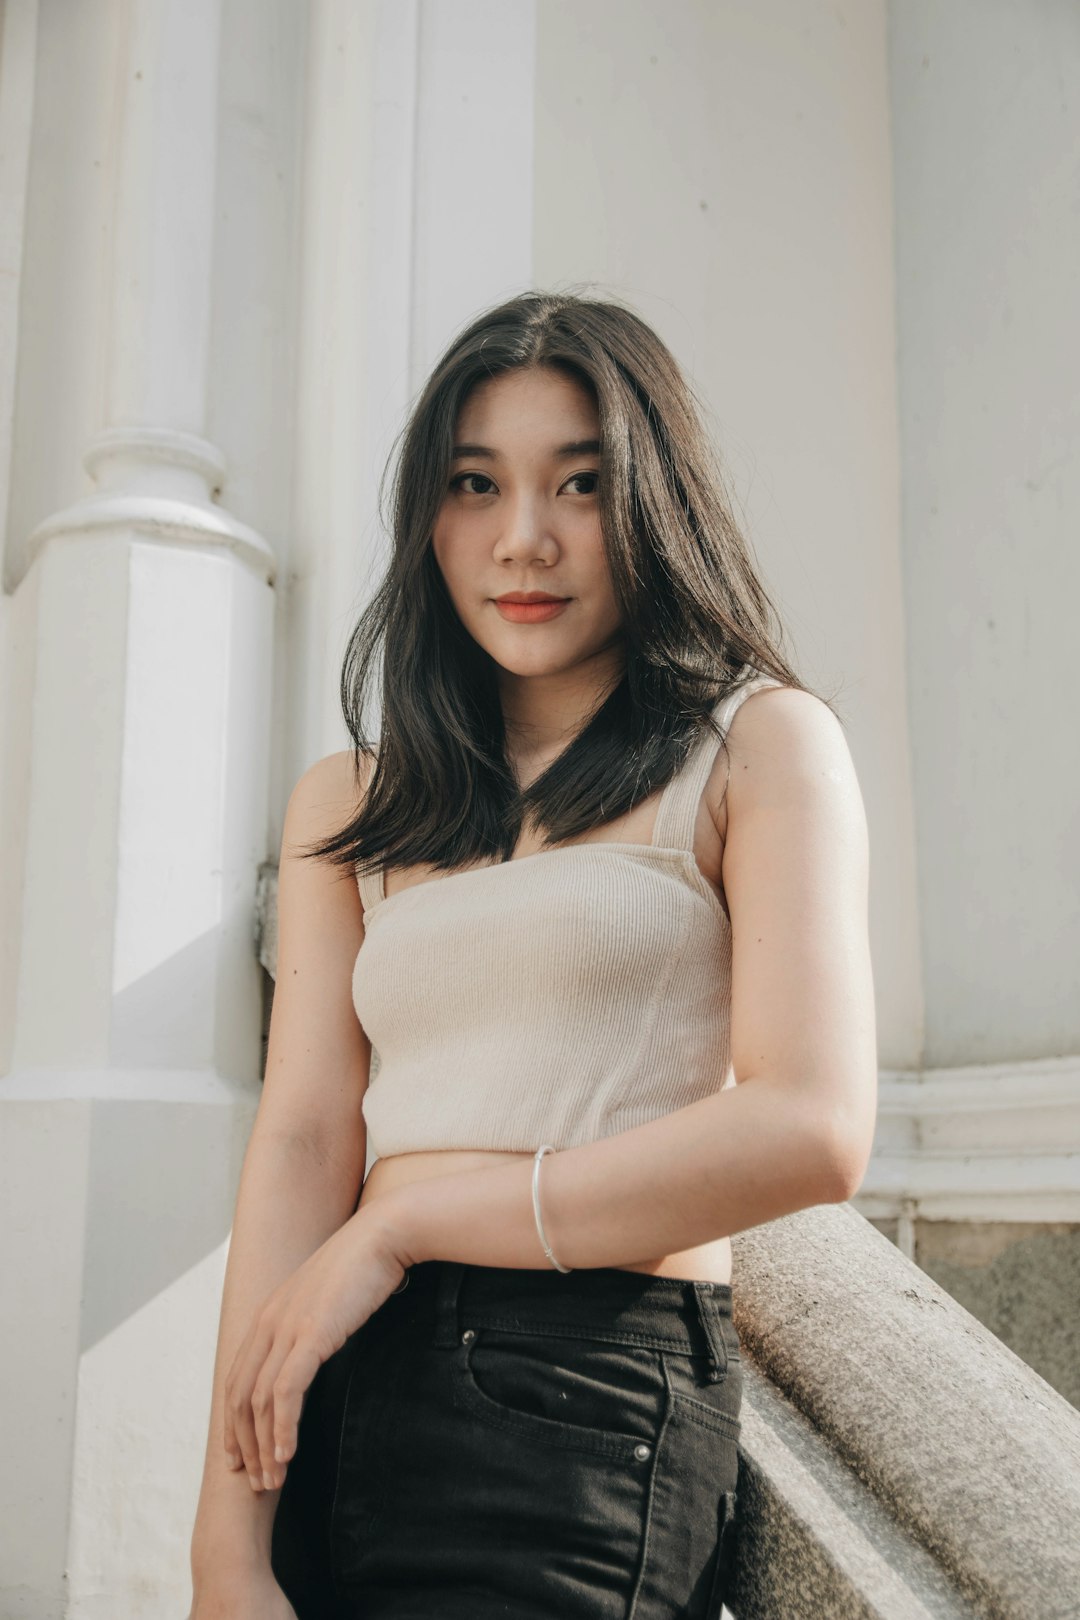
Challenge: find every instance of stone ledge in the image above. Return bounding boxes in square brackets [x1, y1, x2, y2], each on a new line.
[730, 1202, 1080, 1619]
[732, 1359, 979, 1619]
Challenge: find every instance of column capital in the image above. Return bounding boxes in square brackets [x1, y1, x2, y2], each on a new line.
[25, 425, 275, 583]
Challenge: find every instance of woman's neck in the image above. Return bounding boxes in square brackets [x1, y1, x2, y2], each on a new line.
[498, 652, 625, 759]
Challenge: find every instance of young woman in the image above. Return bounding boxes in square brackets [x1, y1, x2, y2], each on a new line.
[188, 291, 877, 1619]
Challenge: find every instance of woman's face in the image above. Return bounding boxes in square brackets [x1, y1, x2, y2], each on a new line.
[431, 366, 624, 685]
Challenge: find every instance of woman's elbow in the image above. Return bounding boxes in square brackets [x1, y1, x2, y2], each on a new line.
[817, 1108, 875, 1203]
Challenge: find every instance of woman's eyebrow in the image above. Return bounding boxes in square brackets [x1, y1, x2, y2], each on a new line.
[450, 438, 601, 461]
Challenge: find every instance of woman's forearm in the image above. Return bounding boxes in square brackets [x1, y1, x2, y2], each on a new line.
[217, 1071, 869, 1500]
[376, 1075, 863, 1274]
[190, 1119, 364, 1572]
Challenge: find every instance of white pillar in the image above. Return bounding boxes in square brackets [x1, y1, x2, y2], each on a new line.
[410, 0, 536, 389]
[0, 1, 272, 1613]
[889, 0, 1080, 1066]
[281, 0, 537, 788]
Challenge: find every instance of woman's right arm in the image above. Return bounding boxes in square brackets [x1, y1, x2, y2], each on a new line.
[189, 749, 373, 1613]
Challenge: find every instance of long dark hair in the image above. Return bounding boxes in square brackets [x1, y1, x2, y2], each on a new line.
[307, 288, 822, 880]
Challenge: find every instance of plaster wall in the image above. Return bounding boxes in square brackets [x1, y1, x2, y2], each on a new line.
[888, 0, 1080, 1065]
[2, 0, 123, 586]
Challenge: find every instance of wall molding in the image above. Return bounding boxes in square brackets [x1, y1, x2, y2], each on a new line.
[854, 1054, 1080, 1222]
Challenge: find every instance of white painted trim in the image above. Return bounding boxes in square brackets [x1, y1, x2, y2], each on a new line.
[854, 1055, 1080, 1221]
[82, 426, 227, 488]
[877, 1054, 1080, 1114]
[26, 422, 274, 579]
[25, 492, 275, 581]
[0, 1067, 259, 1104]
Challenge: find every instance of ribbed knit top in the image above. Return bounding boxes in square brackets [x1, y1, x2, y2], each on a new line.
[352, 665, 782, 1157]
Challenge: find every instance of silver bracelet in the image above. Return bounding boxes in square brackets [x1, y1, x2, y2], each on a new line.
[532, 1144, 572, 1273]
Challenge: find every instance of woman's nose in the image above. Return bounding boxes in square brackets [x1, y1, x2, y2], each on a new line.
[493, 495, 556, 562]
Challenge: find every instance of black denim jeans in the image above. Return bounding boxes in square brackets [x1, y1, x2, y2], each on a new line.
[270, 1258, 742, 1619]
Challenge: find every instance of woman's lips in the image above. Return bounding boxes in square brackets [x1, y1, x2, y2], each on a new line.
[493, 598, 571, 623]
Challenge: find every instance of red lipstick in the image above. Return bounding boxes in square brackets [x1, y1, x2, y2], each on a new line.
[493, 591, 571, 623]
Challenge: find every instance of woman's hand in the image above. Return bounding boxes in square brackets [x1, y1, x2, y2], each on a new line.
[222, 1203, 410, 1491]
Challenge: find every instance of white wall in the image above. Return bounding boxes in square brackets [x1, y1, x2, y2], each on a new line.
[2, 0, 1077, 1612]
[889, 0, 1080, 1067]
[2, 0, 122, 585]
[533, 0, 922, 1071]
[274, 0, 538, 838]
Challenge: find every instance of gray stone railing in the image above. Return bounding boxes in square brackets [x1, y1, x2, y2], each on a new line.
[256, 870, 1080, 1618]
[729, 1202, 1080, 1619]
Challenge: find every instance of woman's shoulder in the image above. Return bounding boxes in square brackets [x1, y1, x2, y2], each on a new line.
[284, 746, 376, 845]
[726, 676, 842, 748]
[711, 679, 861, 838]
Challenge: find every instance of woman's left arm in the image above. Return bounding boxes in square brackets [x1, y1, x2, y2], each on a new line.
[230, 687, 877, 1486]
[385, 684, 878, 1268]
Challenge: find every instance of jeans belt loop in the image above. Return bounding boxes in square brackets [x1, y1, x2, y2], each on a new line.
[432, 1260, 466, 1349]
[691, 1281, 729, 1383]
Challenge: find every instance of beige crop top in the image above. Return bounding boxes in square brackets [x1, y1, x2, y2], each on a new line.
[352, 665, 782, 1157]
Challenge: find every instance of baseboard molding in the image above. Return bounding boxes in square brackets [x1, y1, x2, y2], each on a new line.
[854, 1054, 1080, 1221]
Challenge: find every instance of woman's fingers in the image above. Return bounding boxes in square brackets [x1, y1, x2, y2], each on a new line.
[270, 1339, 323, 1474]
[255, 1330, 327, 1488]
[225, 1315, 279, 1489]
[225, 1301, 330, 1491]
[222, 1374, 246, 1470]
[251, 1348, 290, 1490]
[220, 1218, 403, 1490]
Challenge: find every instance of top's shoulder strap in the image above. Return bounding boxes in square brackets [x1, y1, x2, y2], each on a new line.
[650, 664, 784, 851]
[355, 860, 385, 915]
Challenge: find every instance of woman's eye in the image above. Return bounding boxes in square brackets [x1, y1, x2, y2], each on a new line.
[451, 472, 496, 496]
[449, 470, 599, 497]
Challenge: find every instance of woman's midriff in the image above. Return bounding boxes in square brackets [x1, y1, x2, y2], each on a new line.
[358, 1148, 733, 1285]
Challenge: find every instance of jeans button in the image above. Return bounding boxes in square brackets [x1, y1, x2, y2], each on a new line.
[633, 1443, 651, 1461]
[461, 1328, 475, 1344]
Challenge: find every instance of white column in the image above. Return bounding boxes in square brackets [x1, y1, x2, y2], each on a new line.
[889, 0, 1080, 1066]
[410, 0, 537, 390]
[281, 0, 538, 792]
[0, 1, 273, 1612]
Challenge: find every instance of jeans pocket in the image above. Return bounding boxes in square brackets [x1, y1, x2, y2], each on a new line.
[662, 1313, 742, 1419]
[452, 1326, 666, 1458]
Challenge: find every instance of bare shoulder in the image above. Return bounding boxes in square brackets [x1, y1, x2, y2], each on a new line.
[284, 746, 375, 852]
[259, 745, 378, 1153]
[712, 684, 865, 845]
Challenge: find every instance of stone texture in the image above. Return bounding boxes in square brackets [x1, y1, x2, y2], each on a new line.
[729, 1203, 1080, 1620]
[731, 1361, 980, 1619]
[916, 1220, 1080, 1409]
